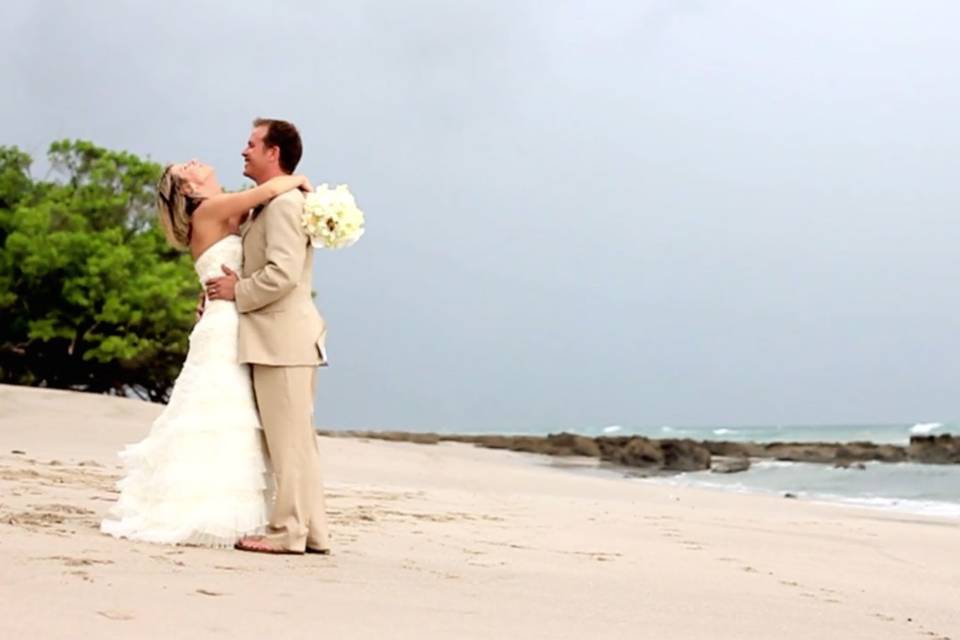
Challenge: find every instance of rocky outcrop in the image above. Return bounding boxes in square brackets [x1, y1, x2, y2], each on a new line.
[597, 436, 664, 468]
[765, 442, 908, 464]
[703, 440, 908, 464]
[594, 436, 711, 471]
[660, 439, 712, 471]
[321, 431, 711, 472]
[317, 431, 960, 470]
[909, 434, 960, 463]
[545, 433, 602, 458]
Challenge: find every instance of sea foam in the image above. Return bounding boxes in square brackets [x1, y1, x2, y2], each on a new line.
[909, 422, 943, 435]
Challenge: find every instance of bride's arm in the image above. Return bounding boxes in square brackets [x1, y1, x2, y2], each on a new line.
[193, 175, 311, 223]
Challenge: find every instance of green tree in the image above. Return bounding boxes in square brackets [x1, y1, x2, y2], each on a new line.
[0, 140, 197, 401]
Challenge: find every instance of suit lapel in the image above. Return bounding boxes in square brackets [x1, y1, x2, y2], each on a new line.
[241, 205, 265, 239]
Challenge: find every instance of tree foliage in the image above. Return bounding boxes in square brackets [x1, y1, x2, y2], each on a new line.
[0, 140, 197, 401]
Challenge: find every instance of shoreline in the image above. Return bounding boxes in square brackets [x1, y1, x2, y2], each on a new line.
[528, 450, 960, 520]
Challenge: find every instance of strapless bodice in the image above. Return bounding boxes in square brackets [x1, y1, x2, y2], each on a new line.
[195, 235, 242, 284]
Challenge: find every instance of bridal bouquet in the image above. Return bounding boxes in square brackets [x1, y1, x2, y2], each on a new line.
[301, 184, 365, 249]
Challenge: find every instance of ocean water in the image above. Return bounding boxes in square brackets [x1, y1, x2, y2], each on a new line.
[646, 460, 960, 518]
[552, 421, 960, 519]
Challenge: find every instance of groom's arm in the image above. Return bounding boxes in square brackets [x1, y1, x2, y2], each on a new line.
[234, 196, 307, 314]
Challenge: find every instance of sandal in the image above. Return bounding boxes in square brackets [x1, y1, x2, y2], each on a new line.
[234, 536, 305, 555]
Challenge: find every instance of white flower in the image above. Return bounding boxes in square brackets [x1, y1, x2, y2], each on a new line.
[301, 184, 365, 249]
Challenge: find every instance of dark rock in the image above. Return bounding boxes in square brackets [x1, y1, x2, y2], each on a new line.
[712, 457, 751, 474]
[594, 436, 634, 460]
[765, 443, 840, 464]
[660, 439, 711, 471]
[909, 434, 960, 464]
[834, 460, 866, 470]
[473, 435, 545, 454]
[607, 437, 665, 468]
[784, 492, 798, 499]
[750, 441, 909, 464]
[545, 433, 602, 458]
[591, 436, 711, 471]
[703, 441, 757, 458]
[705, 439, 915, 464]
[836, 442, 907, 463]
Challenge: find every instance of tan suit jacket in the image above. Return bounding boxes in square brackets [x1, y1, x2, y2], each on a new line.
[235, 189, 328, 366]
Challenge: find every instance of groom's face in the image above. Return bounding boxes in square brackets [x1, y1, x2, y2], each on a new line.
[242, 126, 278, 184]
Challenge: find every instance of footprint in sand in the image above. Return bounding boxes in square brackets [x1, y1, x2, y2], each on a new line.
[678, 538, 703, 550]
[97, 610, 135, 621]
[151, 555, 186, 567]
[30, 503, 95, 516]
[6, 511, 66, 527]
[32, 555, 114, 581]
[400, 560, 422, 572]
[56, 556, 114, 568]
[3, 504, 97, 533]
[467, 560, 507, 568]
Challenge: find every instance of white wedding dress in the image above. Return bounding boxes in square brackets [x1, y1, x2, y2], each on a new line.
[101, 235, 272, 547]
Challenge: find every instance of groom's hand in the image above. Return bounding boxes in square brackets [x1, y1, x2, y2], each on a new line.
[205, 265, 239, 301]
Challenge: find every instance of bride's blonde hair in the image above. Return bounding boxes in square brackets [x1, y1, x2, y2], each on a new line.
[157, 165, 200, 250]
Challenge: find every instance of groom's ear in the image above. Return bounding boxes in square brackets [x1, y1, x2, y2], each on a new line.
[265, 144, 281, 166]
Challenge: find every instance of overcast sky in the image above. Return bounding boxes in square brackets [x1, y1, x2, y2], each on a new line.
[3, 1, 959, 431]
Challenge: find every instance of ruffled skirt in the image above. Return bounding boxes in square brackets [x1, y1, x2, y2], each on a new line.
[101, 301, 272, 548]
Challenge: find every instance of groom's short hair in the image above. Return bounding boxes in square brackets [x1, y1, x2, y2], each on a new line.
[253, 117, 303, 174]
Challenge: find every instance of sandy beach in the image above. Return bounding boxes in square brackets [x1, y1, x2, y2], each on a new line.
[0, 384, 957, 639]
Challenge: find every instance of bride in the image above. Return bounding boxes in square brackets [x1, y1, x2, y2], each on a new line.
[100, 160, 311, 547]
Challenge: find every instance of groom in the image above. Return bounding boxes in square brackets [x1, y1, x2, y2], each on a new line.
[206, 118, 331, 555]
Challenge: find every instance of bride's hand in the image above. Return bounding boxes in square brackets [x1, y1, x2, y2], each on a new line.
[297, 176, 314, 193]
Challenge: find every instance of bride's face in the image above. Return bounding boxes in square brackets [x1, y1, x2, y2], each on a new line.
[172, 159, 215, 196]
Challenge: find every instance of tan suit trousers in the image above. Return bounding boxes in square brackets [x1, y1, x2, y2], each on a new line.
[252, 364, 329, 552]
